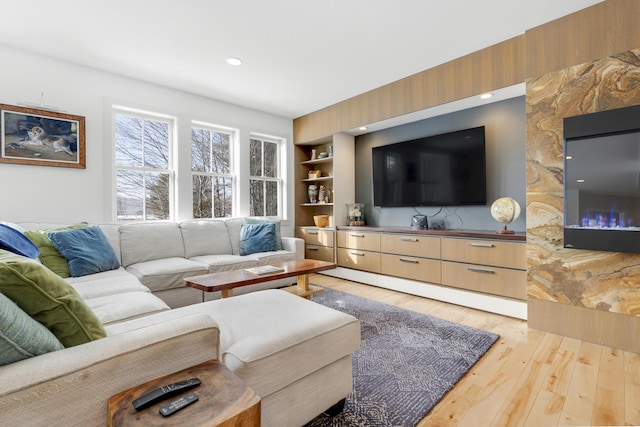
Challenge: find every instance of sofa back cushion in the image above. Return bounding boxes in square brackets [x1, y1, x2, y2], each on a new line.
[119, 222, 185, 267]
[180, 220, 232, 258]
[224, 218, 246, 255]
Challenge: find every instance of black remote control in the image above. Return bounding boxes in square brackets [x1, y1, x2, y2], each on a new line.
[159, 392, 199, 417]
[132, 378, 201, 411]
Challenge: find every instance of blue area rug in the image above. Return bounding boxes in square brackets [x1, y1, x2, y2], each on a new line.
[306, 288, 500, 427]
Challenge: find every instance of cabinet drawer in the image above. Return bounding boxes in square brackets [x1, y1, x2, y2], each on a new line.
[337, 248, 380, 273]
[381, 234, 440, 258]
[296, 228, 334, 247]
[337, 231, 380, 252]
[381, 254, 441, 283]
[441, 238, 525, 269]
[305, 245, 335, 262]
[441, 261, 526, 300]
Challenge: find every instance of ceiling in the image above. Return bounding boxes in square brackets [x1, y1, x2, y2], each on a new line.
[0, 0, 603, 120]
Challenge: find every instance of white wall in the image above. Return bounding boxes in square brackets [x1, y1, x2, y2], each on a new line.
[0, 45, 294, 232]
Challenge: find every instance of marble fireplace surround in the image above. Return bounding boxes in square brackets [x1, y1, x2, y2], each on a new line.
[526, 48, 640, 352]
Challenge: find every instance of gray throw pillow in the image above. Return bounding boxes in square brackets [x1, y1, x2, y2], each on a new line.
[0, 292, 64, 366]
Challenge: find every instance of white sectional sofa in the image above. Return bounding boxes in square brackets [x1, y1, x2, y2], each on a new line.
[0, 218, 360, 427]
[21, 217, 305, 311]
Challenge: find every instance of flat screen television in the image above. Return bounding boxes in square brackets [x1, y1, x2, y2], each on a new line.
[372, 126, 487, 207]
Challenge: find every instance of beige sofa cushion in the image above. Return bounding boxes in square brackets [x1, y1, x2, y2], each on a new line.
[65, 268, 148, 300]
[126, 257, 208, 291]
[119, 222, 184, 266]
[188, 254, 258, 273]
[85, 292, 170, 326]
[180, 220, 232, 257]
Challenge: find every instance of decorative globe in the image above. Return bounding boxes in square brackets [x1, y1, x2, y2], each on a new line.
[490, 197, 521, 234]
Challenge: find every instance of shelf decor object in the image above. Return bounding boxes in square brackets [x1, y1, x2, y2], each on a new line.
[490, 197, 521, 234]
[313, 215, 329, 228]
[308, 184, 318, 204]
[347, 203, 365, 226]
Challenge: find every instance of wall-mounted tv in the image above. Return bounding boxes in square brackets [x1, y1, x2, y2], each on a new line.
[372, 126, 487, 207]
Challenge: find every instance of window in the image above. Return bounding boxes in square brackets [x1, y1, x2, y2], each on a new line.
[250, 136, 281, 217]
[192, 124, 234, 218]
[114, 110, 174, 222]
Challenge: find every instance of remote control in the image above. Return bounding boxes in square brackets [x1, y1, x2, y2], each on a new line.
[132, 378, 201, 411]
[159, 392, 199, 417]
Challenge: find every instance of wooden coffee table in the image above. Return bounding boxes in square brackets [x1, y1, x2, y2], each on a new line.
[184, 259, 336, 301]
[107, 360, 260, 426]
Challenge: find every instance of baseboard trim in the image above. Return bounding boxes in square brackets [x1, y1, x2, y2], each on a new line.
[321, 267, 528, 320]
[528, 298, 640, 353]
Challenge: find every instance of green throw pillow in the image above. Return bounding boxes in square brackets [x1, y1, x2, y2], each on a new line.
[24, 222, 89, 278]
[0, 292, 64, 366]
[0, 249, 106, 347]
[244, 218, 283, 250]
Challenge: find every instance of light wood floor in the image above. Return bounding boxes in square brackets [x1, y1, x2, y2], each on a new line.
[310, 274, 640, 427]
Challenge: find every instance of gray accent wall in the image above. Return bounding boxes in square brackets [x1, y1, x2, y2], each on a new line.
[354, 96, 526, 231]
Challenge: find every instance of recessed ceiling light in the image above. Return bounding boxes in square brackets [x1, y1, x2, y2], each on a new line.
[577, 179, 585, 183]
[359, 126, 368, 131]
[226, 57, 243, 66]
[566, 155, 573, 160]
[480, 93, 493, 99]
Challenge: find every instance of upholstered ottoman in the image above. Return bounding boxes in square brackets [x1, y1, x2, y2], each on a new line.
[106, 289, 361, 427]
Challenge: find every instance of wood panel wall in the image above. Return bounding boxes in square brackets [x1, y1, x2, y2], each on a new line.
[524, 0, 640, 79]
[293, 36, 525, 143]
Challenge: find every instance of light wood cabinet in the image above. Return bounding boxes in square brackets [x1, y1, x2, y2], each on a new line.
[296, 227, 334, 262]
[334, 227, 526, 303]
[440, 237, 526, 300]
[440, 238, 525, 270]
[337, 230, 380, 252]
[381, 233, 440, 258]
[381, 254, 441, 283]
[441, 261, 526, 300]
[337, 247, 381, 273]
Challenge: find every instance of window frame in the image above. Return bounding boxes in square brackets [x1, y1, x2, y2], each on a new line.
[249, 133, 284, 218]
[112, 106, 176, 223]
[190, 121, 237, 219]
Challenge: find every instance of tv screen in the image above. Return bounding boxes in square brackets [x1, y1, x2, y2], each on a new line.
[372, 126, 486, 207]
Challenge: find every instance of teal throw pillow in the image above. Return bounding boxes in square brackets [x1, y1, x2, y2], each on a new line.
[239, 223, 277, 256]
[244, 218, 283, 250]
[47, 226, 120, 277]
[0, 292, 64, 366]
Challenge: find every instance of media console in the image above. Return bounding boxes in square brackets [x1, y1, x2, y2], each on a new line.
[322, 226, 527, 319]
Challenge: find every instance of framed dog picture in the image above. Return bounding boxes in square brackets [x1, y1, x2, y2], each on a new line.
[0, 104, 85, 168]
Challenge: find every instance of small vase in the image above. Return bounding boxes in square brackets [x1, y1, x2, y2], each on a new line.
[308, 185, 318, 204]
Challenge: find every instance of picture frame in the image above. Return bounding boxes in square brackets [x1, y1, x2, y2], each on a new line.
[0, 103, 85, 168]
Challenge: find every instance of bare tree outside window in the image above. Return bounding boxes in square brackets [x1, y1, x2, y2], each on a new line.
[192, 126, 233, 218]
[114, 112, 172, 222]
[250, 137, 280, 217]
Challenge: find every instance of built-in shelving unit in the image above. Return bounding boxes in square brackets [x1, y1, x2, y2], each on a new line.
[294, 133, 355, 262]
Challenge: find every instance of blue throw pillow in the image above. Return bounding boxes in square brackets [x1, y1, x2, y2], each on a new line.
[0, 223, 40, 258]
[47, 226, 120, 277]
[0, 292, 64, 366]
[244, 218, 283, 250]
[239, 223, 277, 256]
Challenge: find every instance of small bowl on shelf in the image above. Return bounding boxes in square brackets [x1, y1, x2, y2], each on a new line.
[313, 215, 329, 228]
